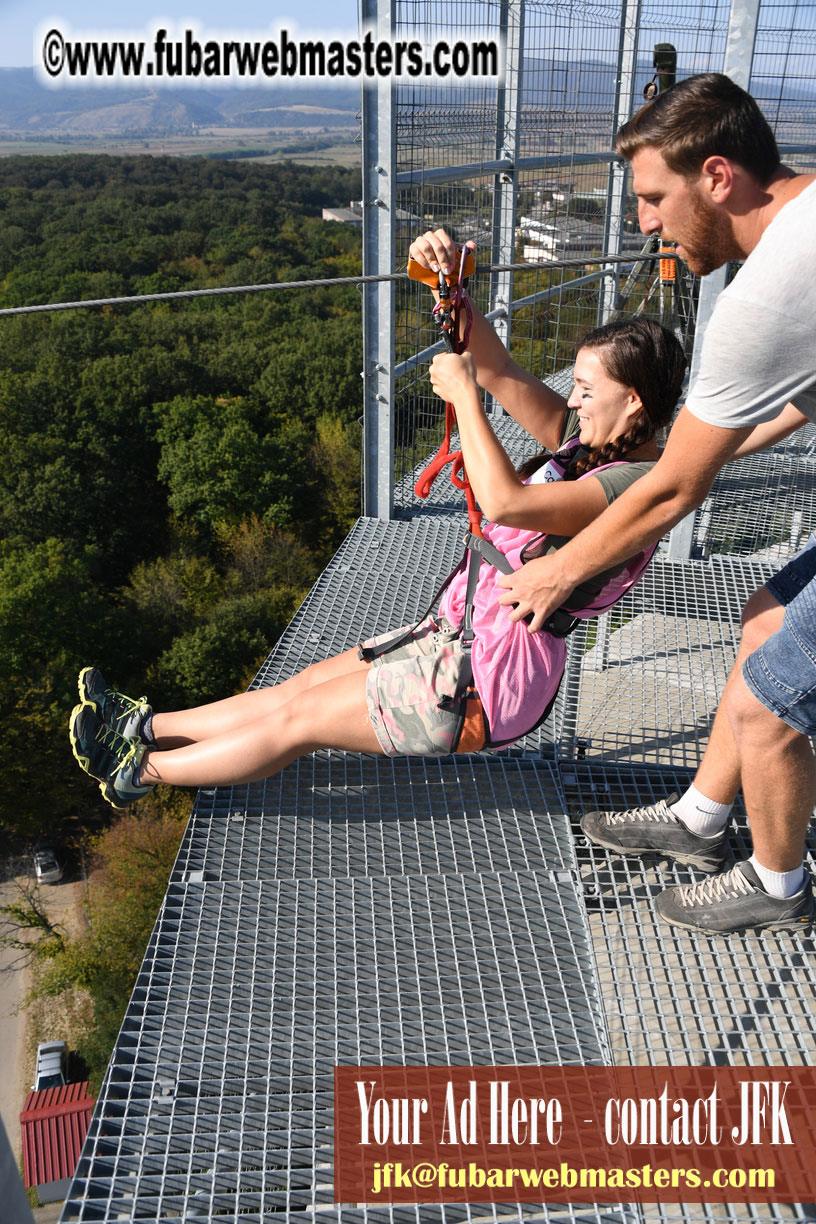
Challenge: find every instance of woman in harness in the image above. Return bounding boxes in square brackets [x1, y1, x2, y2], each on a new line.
[69, 230, 686, 809]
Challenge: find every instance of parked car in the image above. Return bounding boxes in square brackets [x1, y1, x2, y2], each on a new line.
[33, 844, 64, 885]
[32, 1040, 67, 1091]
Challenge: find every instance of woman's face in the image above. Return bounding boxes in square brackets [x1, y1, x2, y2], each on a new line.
[567, 347, 642, 451]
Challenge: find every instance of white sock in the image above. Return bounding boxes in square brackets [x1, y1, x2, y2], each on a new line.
[749, 855, 807, 899]
[670, 783, 732, 837]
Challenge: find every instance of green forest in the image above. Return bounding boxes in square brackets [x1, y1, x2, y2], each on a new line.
[0, 154, 363, 851]
[0, 154, 364, 1082]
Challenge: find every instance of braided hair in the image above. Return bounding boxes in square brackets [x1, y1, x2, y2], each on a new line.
[518, 317, 687, 482]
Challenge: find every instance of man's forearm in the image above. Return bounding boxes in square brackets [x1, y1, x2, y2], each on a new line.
[541, 470, 695, 586]
[496, 473, 699, 630]
[496, 407, 750, 630]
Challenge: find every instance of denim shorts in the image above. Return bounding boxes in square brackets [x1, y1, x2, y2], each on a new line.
[742, 534, 816, 734]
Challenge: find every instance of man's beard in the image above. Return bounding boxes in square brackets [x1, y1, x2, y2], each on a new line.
[678, 189, 738, 277]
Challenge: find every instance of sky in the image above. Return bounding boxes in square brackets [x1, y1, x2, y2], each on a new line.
[0, 0, 362, 67]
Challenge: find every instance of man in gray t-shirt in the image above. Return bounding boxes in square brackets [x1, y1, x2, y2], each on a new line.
[499, 73, 816, 936]
[686, 176, 816, 427]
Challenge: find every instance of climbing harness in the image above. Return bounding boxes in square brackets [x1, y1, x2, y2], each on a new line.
[360, 459, 658, 750]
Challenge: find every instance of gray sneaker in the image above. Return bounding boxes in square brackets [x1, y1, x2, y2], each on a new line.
[656, 861, 815, 935]
[78, 666, 151, 742]
[581, 793, 729, 873]
[70, 703, 154, 810]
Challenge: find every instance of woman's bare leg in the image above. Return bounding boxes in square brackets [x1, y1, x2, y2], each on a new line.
[150, 647, 370, 747]
[141, 668, 382, 788]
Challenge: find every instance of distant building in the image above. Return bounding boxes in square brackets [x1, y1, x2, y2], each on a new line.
[322, 201, 422, 231]
[322, 202, 363, 227]
[520, 218, 644, 262]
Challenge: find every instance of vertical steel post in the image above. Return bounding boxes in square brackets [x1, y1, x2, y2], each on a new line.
[361, 0, 396, 519]
[488, 0, 523, 413]
[600, 0, 642, 323]
[666, 0, 761, 556]
[557, 0, 641, 756]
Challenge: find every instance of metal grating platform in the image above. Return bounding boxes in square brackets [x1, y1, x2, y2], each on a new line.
[62, 492, 816, 1223]
[65, 873, 612, 1222]
[172, 756, 573, 882]
[563, 763, 816, 1070]
[63, 476, 816, 1224]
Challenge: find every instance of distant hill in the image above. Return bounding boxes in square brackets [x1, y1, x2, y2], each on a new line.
[0, 68, 360, 135]
[1, 62, 812, 138]
[519, 55, 816, 114]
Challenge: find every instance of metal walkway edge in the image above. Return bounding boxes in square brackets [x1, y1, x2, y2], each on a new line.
[60, 506, 816, 1224]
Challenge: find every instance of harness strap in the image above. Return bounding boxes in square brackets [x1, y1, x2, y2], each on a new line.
[357, 525, 491, 662]
[463, 530, 514, 576]
[462, 530, 577, 636]
[460, 546, 481, 645]
[357, 556, 466, 664]
[434, 647, 481, 752]
[357, 524, 497, 663]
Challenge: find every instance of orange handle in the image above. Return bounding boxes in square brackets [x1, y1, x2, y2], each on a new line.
[659, 242, 677, 283]
[407, 247, 475, 288]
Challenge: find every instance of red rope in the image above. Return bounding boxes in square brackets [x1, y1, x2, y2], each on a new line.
[413, 251, 483, 538]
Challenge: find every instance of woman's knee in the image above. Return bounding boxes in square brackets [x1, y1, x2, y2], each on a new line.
[272, 692, 316, 747]
[295, 648, 368, 694]
[273, 670, 376, 755]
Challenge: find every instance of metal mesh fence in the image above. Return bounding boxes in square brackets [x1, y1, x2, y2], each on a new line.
[388, 0, 816, 517]
[692, 428, 816, 560]
[752, 0, 816, 145]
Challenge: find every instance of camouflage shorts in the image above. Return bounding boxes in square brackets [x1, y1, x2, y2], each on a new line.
[360, 615, 487, 757]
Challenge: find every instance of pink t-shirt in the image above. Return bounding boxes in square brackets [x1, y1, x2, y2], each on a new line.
[439, 515, 566, 745]
[438, 444, 655, 745]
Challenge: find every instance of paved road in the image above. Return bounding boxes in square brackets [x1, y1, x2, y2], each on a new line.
[0, 877, 31, 1161]
[0, 876, 80, 1164]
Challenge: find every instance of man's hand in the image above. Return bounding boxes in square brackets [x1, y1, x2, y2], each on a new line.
[497, 556, 574, 633]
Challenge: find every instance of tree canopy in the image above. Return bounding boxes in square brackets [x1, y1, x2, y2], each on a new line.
[0, 153, 363, 849]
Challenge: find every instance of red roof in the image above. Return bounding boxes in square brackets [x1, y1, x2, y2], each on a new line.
[20, 1082, 96, 1188]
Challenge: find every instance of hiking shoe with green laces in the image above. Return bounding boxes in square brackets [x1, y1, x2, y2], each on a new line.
[581, 792, 729, 873]
[69, 703, 154, 810]
[656, 861, 816, 935]
[78, 667, 151, 741]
